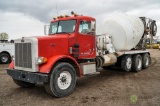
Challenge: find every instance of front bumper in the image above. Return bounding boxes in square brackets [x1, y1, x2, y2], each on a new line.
[7, 69, 49, 84]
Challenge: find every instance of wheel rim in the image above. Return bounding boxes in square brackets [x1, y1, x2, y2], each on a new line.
[57, 71, 72, 90]
[126, 57, 132, 69]
[137, 57, 142, 69]
[1, 56, 8, 63]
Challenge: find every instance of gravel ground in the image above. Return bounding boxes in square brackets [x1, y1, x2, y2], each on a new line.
[0, 49, 160, 106]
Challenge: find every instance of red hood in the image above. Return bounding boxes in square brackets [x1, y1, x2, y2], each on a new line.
[36, 34, 70, 58]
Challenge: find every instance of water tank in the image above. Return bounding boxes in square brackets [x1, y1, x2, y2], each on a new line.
[99, 14, 144, 51]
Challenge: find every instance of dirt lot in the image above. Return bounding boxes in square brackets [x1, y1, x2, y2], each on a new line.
[0, 49, 160, 106]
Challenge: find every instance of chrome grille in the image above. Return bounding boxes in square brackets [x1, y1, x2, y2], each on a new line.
[15, 43, 32, 68]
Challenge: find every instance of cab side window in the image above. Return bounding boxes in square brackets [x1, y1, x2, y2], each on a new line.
[79, 21, 91, 34]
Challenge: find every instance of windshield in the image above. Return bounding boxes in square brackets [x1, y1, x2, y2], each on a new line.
[49, 20, 76, 34]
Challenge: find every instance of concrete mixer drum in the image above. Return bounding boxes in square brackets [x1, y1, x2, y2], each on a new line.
[99, 14, 145, 51]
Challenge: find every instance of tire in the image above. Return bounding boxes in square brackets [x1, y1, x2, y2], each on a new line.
[44, 62, 76, 98]
[132, 54, 142, 72]
[13, 79, 35, 88]
[142, 53, 150, 69]
[0, 53, 10, 64]
[150, 21, 157, 36]
[121, 55, 132, 72]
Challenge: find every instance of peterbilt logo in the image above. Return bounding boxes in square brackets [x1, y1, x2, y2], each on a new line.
[21, 37, 24, 42]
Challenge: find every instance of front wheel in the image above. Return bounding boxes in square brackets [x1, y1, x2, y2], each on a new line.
[44, 62, 76, 97]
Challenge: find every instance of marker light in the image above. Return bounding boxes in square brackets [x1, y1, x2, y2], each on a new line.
[53, 18, 56, 20]
[65, 15, 70, 17]
[74, 14, 78, 17]
[60, 15, 64, 18]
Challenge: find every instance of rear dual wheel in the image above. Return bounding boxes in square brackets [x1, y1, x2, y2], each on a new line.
[121, 55, 132, 72]
[142, 53, 150, 69]
[121, 53, 150, 72]
[132, 54, 142, 72]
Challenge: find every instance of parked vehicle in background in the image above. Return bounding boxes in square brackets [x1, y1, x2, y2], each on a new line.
[146, 36, 160, 49]
[0, 40, 14, 64]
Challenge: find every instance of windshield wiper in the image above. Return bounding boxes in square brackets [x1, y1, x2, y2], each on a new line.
[49, 32, 70, 35]
[56, 32, 70, 34]
[55, 32, 71, 36]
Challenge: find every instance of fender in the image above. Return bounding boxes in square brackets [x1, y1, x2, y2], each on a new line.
[39, 55, 82, 76]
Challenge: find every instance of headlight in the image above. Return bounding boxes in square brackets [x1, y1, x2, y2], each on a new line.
[37, 57, 47, 64]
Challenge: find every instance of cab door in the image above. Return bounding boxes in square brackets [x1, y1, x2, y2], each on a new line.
[77, 20, 96, 59]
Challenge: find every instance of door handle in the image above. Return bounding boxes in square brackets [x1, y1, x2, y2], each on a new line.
[50, 43, 56, 46]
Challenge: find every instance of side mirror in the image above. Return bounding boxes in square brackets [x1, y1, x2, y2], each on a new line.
[44, 25, 50, 35]
[91, 21, 96, 32]
[91, 21, 96, 35]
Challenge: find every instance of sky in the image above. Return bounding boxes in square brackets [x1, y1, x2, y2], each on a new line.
[0, 0, 160, 40]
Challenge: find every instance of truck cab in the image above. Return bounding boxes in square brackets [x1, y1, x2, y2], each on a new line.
[7, 14, 97, 97]
[48, 15, 96, 59]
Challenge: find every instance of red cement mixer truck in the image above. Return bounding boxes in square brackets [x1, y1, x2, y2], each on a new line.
[7, 12, 157, 97]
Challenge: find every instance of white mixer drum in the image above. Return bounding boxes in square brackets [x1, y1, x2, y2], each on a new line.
[99, 14, 144, 51]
